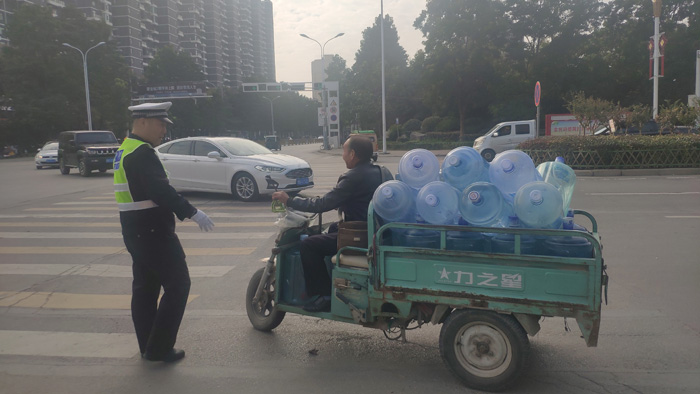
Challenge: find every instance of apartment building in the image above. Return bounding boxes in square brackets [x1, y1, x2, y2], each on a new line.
[0, 0, 275, 87]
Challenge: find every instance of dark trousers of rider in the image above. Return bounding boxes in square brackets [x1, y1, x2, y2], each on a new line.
[124, 232, 191, 357]
[300, 233, 338, 297]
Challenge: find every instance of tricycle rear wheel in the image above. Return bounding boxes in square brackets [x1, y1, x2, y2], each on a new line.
[246, 267, 285, 331]
[439, 309, 529, 392]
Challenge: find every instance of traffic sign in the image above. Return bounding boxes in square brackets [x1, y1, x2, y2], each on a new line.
[534, 81, 541, 107]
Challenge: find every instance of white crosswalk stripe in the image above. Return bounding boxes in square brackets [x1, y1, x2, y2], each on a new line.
[0, 198, 278, 359]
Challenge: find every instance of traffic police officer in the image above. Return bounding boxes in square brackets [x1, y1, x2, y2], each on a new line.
[114, 102, 214, 362]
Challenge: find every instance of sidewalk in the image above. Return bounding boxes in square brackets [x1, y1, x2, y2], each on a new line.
[317, 147, 700, 176]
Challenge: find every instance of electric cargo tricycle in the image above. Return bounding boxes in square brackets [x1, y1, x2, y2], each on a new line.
[246, 205, 608, 392]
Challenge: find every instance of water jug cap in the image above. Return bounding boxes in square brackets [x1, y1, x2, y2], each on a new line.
[508, 215, 520, 227]
[501, 159, 515, 173]
[529, 190, 543, 205]
[555, 156, 565, 163]
[425, 194, 439, 207]
[468, 191, 482, 205]
[412, 156, 424, 169]
[566, 209, 574, 218]
[381, 186, 394, 198]
[562, 217, 574, 230]
[447, 156, 460, 166]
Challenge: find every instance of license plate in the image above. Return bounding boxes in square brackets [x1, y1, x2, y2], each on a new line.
[106, 158, 114, 163]
[296, 177, 309, 186]
[46, 159, 57, 163]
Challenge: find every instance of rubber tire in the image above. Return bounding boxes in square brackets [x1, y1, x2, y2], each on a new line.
[59, 159, 70, 175]
[481, 149, 496, 162]
[439, 309, 530, 392]
[232, 172, 259, 202]
[78, 159, 90, 177]
[36, 165, 42, 169]
[246, 267, 285, 331]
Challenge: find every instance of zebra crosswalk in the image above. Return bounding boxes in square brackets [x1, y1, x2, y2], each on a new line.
[0, 194, 278, 360]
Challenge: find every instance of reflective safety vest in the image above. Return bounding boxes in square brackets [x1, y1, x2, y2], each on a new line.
[113, 138, 159, 212]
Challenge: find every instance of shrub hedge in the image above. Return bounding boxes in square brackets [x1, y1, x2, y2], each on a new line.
[386, 139, 475, 151]
[519, 135, 700, 169]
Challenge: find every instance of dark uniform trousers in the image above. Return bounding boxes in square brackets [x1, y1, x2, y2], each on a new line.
[123, 228, 191, 357]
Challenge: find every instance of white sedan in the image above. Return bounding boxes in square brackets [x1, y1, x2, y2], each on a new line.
[35, 141, 59, 169]
[156, 137, 314, 201]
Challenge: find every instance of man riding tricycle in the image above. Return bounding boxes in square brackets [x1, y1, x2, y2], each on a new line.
[247, 139, 607, 391]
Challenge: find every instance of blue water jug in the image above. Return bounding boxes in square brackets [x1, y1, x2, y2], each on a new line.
[513, 181, 564, 229]
[562, 209, 589, 232]
[446, 217, 485, 252]
[416, 181, 460, 225]
[372, 180, 416, 223]
[441, 147, 490, 191]
[458, 182, 512, 227]
[543, 215, 593, 258]
[397, 217, 440, 248]
[280, 249, 308, 305]
[491, 216, 538, 254]
[489, 150, 542, 203]
[398, 149, 440, 190]
[537, 157, 577, 213]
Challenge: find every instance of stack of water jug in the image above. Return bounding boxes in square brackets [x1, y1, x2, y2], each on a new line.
[372, 148, 593, 258]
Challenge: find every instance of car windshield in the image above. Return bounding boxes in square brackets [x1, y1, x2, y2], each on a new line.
[76, 132, 117, 144]
[43, 142, 58, 150]
[215, 138, 272, 156]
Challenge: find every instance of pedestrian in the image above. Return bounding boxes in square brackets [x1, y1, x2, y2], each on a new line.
[271, 136, 391, 312]
[114, 102, 215, 362]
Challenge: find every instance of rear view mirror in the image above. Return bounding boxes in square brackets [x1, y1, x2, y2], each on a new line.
[492, 132, 499, 137]
[207, 151, 222, 159]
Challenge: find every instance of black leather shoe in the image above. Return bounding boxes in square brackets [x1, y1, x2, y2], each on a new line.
[302, 296, 331, 312]
[143, 348, 185, 362]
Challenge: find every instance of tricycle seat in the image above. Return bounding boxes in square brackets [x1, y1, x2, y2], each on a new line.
[331, 253, 369, 270]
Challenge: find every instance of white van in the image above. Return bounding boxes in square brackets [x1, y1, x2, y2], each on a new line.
[473, 120, 536, 161]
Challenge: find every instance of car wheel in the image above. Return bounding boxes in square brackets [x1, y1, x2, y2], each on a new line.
[78, 159, 90, 177]
[59, 159, 70, 175]
[232, 172, 259, 202]
[481, 149, 496, 162]
[36, 165, 42, 169]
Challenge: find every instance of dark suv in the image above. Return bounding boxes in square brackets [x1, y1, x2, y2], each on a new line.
[58, 130, 120, 176]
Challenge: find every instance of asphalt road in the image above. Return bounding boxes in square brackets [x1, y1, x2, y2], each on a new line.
[0, 145, 699, 394]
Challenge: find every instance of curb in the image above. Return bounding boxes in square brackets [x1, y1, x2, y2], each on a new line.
[317, 148, 700, 177]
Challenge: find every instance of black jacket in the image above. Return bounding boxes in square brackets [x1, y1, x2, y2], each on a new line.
[287, 161, 392, 222]
[119, 135, 196, 235]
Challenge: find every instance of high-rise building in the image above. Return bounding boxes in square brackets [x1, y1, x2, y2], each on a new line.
[0, 0, 275, 87]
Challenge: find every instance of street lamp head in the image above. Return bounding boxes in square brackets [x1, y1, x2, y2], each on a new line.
[335, 33, 345, 38]
[299, 34, 309, 38]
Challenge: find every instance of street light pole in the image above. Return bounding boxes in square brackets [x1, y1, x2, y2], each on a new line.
[651, 0, 662, 119]
[300, 32, 344, 150]
[63, 42, 105, 130]
[380, 0, 387, 154]
[262, 96, 280, 135]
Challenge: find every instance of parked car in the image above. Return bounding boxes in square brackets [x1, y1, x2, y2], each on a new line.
[473, 120, 536, 162]
[156, 137, 314, 201]
[35, 141, 59, 169]
[595, 120, 699, 135]
[58, 130, 120, 176]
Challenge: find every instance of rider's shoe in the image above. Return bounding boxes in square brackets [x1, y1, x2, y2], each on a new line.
[143, 348, 185, 362]
[303, 296, 331, 312]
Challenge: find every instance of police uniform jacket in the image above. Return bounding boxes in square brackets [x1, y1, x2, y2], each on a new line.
[117, 135, 196, 235]
[287, 161, 392, 223]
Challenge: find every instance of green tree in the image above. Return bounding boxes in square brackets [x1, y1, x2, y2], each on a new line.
[0, 5, 131, 145]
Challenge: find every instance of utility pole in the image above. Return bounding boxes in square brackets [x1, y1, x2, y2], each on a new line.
[652, 0, 662, 119]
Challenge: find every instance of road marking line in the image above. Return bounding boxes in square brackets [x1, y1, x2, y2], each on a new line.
[0, 291, 198, 309]
[0, 232, 272, 240]
[664, 216, 700, 219]
[25, 207, 118, 211]
[53, 202, 267, 210]
[0, 247, 255, 255]
[0, 264, 235, 278]
[586, 192, 700, 196]
[0, 222, 275, 228]
[0, 213, 275, 219]
[0, 330, 137, 358]
[81, 196, 115, 200]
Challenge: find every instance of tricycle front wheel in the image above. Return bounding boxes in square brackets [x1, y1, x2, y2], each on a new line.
[246, 267, 285, 331]
[440, 309, 530, 392]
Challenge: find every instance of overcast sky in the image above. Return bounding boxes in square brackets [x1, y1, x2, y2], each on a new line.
[272, 0, 427, 84]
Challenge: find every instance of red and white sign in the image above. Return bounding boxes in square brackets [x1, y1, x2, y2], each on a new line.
[545, 114, 583, 136]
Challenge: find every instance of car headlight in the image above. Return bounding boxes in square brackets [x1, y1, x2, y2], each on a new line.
[473, 138, 483, 148]
[254, 165, 285, 173]
[36, 155, 43, 159]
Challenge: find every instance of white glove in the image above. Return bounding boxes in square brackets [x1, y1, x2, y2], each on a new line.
[191, 209, 214, 232]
